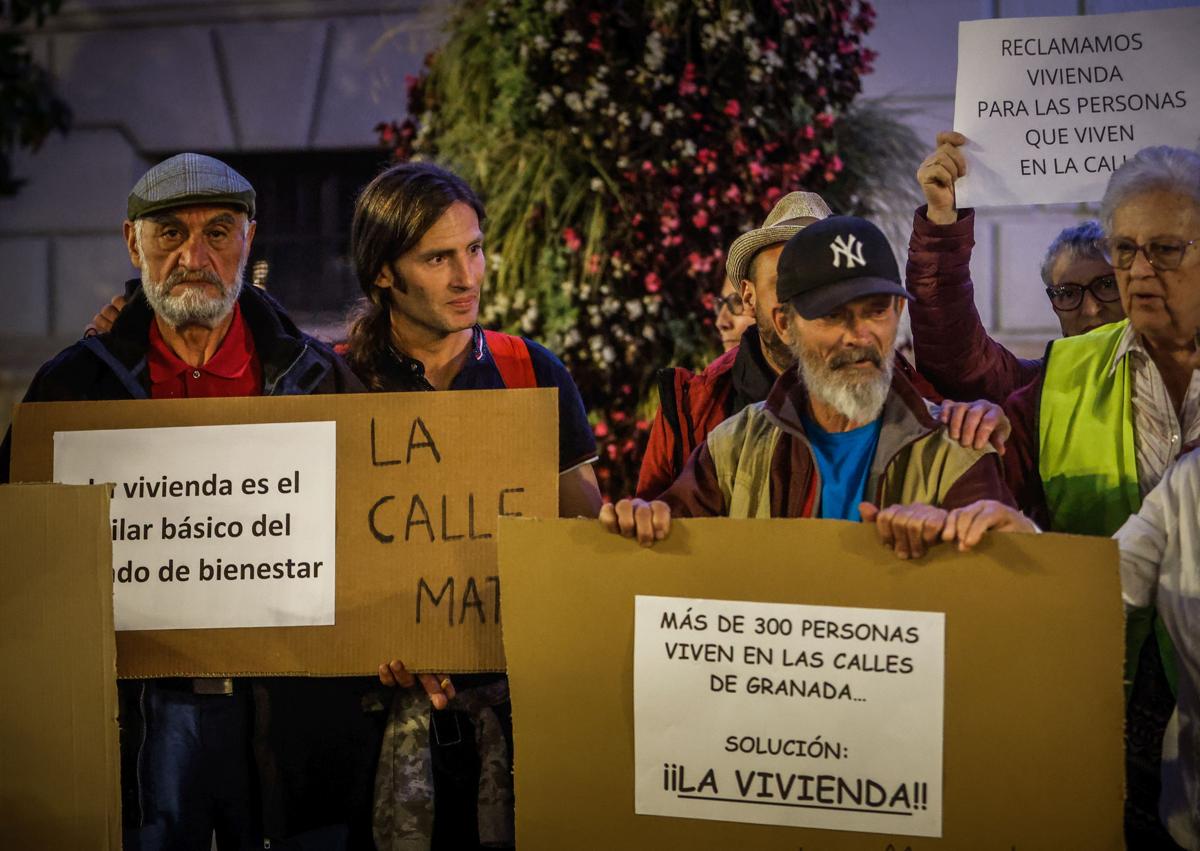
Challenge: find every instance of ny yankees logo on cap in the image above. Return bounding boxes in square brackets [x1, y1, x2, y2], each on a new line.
[775, 215, 911, 320]
[830, 234, 866, 269]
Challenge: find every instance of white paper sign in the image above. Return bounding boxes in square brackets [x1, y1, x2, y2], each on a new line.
[54, 422, 336, 631]
[953, 7, 1200, 208]
[634, 595, 945, 838]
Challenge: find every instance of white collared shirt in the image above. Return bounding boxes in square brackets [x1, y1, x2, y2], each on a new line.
[1118, 449, 1200, 849]
[1109, 323, 1200, 497]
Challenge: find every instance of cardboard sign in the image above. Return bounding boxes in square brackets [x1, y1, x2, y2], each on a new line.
[0, 484, 121, 850]
[953, 7, 1200, 207]
[11, 389, 557, 677]
[498, 518, 1124, 848]
[55, 421, 337, 631]
[634, 596, 945, 837]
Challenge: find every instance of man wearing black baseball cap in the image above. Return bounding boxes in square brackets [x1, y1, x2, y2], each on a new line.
[602, 215, 1033, 557]
[0, 153, 380, 850]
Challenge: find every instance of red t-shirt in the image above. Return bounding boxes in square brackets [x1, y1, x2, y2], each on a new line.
[147, 303, 263, 399]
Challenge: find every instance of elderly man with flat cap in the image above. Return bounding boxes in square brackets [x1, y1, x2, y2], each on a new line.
[1, 154, 379, 850]
[607, 215, 1033, 556]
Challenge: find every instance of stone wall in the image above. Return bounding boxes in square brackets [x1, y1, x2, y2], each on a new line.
[0, 0, 442, 432]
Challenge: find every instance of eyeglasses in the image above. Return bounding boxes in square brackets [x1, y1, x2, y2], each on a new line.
[1045, 274, 1120, 312]
[1098, 236, 1198, 271]
[713, 292, 745, 317]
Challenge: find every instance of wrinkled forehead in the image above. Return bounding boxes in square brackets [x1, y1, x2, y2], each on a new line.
[810, 292, 900, 318]
[1111, 189, 1200, 236]
[140, 204, 249, 229]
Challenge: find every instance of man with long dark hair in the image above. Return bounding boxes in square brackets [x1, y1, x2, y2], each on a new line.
[79, 159, 599, 850]
[345, 161, 600, 850]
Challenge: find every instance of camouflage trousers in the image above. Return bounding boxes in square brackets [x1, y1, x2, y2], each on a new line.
[373, 678, 515, 850]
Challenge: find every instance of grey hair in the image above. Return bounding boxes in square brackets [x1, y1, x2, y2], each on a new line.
[1100, 145, 1200, 233]
[1039, 220, 1106, 287]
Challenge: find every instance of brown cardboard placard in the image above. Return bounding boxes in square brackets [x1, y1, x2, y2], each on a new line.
[498, 518, 1124, 849]
[0, 484, 121, 849]
[10, 389, 557, 677]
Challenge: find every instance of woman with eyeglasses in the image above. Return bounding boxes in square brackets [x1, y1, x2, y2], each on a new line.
[711, 276, 755, 352]
[1040, 220, 1126, 338]
[1000, 145, 1200, 849]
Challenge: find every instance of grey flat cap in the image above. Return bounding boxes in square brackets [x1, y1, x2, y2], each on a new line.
[726, 191, 832, 285]
[127, 153, 255, 221]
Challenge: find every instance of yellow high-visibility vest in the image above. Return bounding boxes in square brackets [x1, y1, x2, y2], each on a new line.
[1039, 318, 1176, 695]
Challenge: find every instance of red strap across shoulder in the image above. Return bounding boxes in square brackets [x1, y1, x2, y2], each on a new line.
[483, 330, 537, 389]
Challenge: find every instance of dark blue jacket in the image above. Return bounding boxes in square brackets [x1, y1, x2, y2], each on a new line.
[0, 282, 385, 848]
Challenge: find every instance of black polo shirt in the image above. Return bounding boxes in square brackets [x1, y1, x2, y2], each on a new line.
[375, 325, 597, 472]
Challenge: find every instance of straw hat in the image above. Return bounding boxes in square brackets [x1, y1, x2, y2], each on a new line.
[725, 191, 832, 285]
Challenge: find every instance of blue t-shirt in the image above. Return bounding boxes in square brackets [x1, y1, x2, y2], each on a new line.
[799, 411, 882, 521]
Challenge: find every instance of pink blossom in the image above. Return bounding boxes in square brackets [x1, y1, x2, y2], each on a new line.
[724, 184, 742, 203]
[594, 421, 609, 438]
[644, 272, 662, 293]
[723, 99, 741, 118]
[691, 209, 709, 229]
[829, 155, 844, 173]
[562, 227, 582, 252]
[679, 62, 698, 96]
[803, 124, 815, 140]
[586, 253, 603, 274]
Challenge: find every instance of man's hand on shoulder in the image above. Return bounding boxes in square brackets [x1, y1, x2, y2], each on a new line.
[599, 498, 671, 546]
[937, 398, 1010, 455]
[917, 131, 967, 226]
[85, 294, 127, 337]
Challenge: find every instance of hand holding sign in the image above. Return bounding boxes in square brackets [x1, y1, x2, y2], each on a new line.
[916, 131, 968, 225]
[599, 498, 671, 546]
[379, 659, 456, 710]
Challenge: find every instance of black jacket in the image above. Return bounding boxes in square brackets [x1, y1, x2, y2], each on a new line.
[1, 281, 362, 478]
[0, 282, 385, 849]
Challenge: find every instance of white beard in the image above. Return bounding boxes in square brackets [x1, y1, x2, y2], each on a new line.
[141, 261, 245, 328]
[795, 342, 893, 424]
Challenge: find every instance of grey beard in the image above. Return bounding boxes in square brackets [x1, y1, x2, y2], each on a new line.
[796, 344, 893, 424]
[757, 323, 796, 371]
[754, 305, 797, 370]
[141, 262, 245, 329]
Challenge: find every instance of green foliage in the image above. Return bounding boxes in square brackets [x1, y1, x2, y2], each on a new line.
[381, 0, 923, 495]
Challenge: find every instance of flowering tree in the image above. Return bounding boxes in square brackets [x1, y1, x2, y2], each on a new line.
[379, 0, 916, 497]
